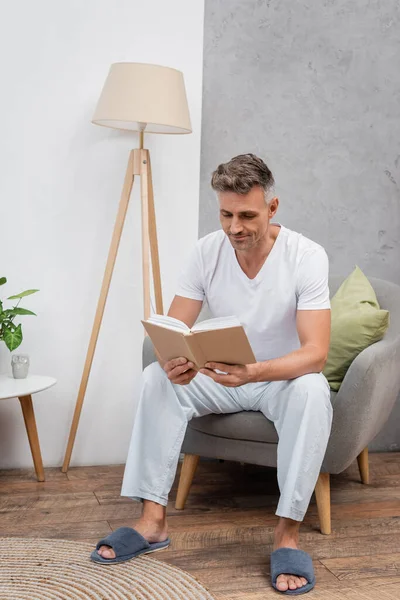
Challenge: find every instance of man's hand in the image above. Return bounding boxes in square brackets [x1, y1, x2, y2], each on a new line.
[200, 362, 255, 387]
[164, 357, 197, 385]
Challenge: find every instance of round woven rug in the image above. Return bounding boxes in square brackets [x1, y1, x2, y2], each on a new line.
[0, 537, 216, 600]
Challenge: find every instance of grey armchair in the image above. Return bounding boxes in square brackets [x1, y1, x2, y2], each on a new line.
[142, 276, 400, 535]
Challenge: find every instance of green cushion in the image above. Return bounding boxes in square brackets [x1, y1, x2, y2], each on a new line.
[323, 266, 390, 391]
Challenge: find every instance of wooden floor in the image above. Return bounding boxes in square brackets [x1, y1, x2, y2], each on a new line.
[1, 453, 400, 599]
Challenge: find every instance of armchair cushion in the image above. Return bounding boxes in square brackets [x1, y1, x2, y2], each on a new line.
[323, 266, 390, 391]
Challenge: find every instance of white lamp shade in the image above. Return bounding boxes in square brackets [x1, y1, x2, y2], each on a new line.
[92, 62, 192, 134]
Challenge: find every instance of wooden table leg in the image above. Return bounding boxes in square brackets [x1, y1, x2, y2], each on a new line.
[18, 394, 45, 482]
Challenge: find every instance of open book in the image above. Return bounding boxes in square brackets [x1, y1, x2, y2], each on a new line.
[142, 315, 256, 370]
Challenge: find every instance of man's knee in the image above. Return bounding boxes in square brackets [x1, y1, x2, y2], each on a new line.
[291, 373, 332, 416]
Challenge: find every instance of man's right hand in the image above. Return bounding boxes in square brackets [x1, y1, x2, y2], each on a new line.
[164, 357, 197, 385]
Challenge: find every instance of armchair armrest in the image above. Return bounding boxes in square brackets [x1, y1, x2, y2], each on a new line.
[323, 333, 400, 473]
[143, 335, 157, 370]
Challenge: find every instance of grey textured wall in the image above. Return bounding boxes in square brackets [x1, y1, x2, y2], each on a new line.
[199, 0, 400, 451]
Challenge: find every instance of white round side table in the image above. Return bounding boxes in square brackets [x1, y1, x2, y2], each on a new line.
[0, 374, 57, 481]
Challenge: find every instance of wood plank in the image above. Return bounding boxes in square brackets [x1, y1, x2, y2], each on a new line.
[109, 511, 281, 533]
[0, 479, 124, 496]
[305, 500, 400, 522]
[331, 475, 400, 489]
[161, 547, 336, 582]
[0, 520, 111, 541]
[328, 486, 400, 505]
[190, 574, 400, 598]
[94, 486, 281, 506]
[169, 561, 336, 593]
[170, 529, 400, 560]
[320, 552, 400, 580]
[301, 578, 400, 598]
[214, 578, 400, 599]
[0, 492, 98, 512]
[0, 467, 66, 482]
[65, 465, 125, 480]
[0, 502, 142, 525]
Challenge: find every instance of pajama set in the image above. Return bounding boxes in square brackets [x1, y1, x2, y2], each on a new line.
[121, 224, 333, 521]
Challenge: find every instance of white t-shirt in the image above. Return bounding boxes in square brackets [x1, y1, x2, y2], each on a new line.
[176, 224, 330, 362]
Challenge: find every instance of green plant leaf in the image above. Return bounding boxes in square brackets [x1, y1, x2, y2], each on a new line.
[3, 324, 22, 351]
[4, 308, 37, 317]
[1, 319, 17, 330]
[0, 277, 6, 286]
[7, 289, 39, 300]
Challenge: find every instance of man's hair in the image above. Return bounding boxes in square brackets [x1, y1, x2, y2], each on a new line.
[211, 153, 275, 201]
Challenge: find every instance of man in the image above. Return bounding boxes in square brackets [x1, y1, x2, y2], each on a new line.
[91, 154, 333, 595]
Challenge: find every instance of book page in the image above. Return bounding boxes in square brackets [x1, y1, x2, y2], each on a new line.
[146, 314, 189, 333]
[191, 315, 241, 332]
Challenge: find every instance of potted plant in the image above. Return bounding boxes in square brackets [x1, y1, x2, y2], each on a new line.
[0, 277, 39, 352]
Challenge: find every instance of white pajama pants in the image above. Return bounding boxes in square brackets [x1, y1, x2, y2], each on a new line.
[121, 362, 333, 521]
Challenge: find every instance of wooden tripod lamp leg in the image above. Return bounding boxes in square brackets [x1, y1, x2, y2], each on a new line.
[62, 151, 136, 473]
[144, 150, 163, 315]
[140, 150, 151, 321]
[139, 149, 164, 318]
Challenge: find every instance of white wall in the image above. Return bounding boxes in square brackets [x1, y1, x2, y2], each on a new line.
[0, 1, 205, 468]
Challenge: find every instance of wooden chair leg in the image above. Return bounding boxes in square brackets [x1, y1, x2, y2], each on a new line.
[314, 472, 331, 535]
[357, 447, 370, 484]
[175, 454, 200, 510]
[18, 395, 45, 482]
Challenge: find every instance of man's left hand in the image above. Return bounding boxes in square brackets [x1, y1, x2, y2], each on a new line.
[199, 362, 256, 387]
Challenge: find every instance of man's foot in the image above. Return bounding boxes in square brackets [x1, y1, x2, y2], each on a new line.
[273, 517, 308, 593]
[97, 517, 168, 560]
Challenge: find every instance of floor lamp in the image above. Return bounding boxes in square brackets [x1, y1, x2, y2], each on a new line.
[62, 62, 192, 473]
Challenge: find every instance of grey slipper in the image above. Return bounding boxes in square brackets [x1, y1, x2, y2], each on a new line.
[270, 548, 316, 595]
[90, 526, 171, 564]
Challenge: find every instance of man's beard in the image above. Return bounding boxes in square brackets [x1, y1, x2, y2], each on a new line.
[228, 234, 256, 250]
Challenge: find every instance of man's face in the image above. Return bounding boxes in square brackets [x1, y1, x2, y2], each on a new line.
[218, 186, 277, 251]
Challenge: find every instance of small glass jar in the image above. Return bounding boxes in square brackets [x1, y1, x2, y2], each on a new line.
[11, 354, 30, 379]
